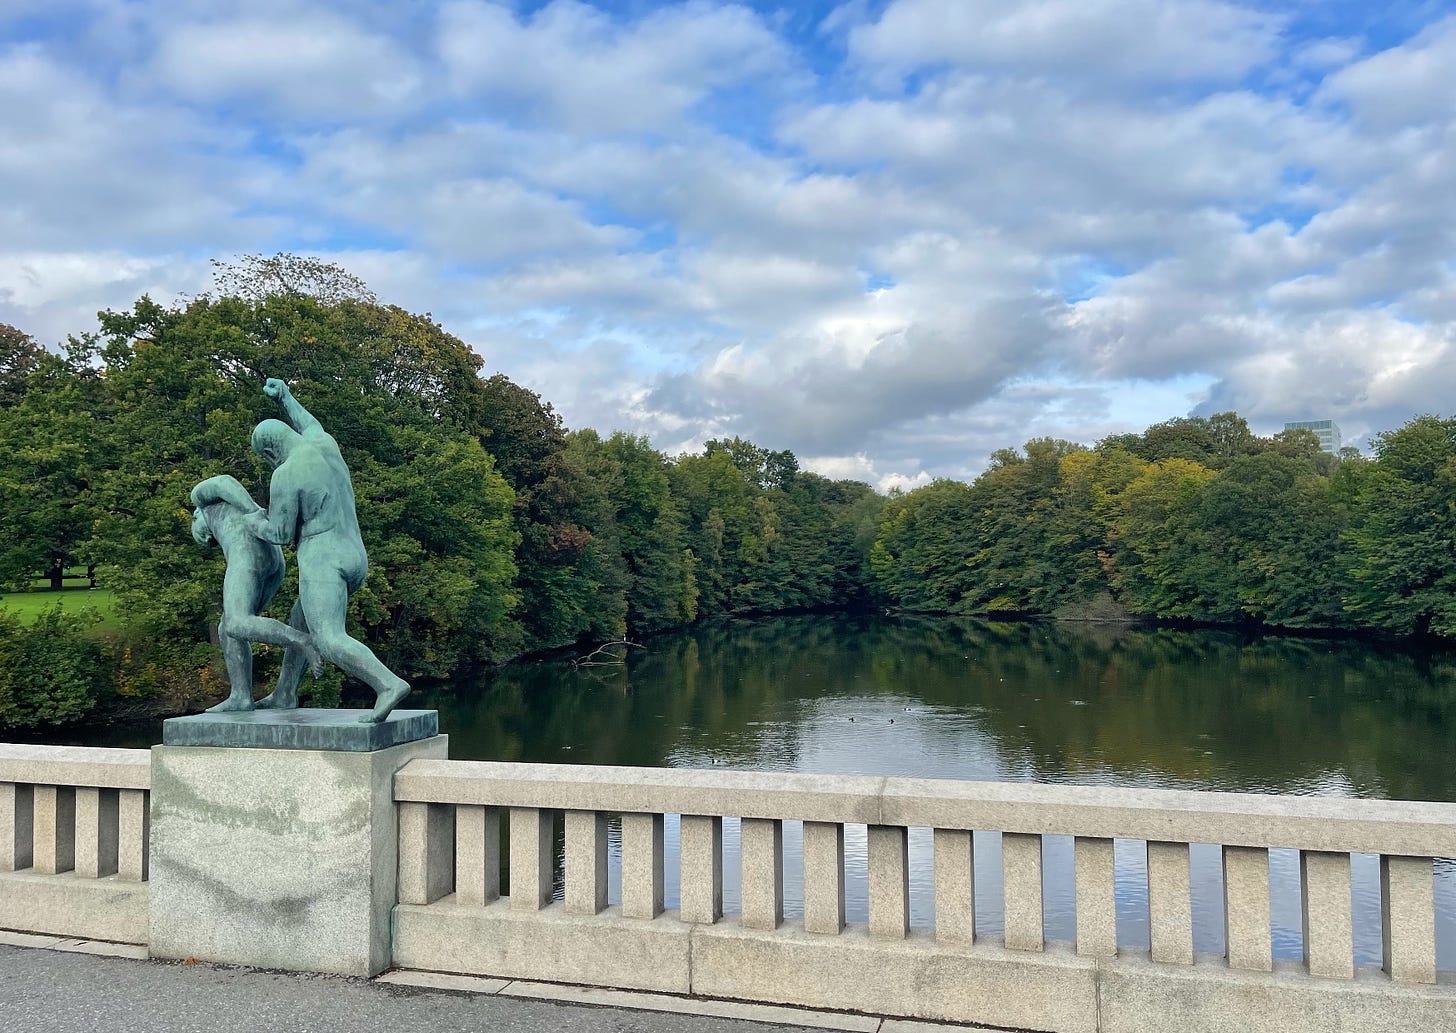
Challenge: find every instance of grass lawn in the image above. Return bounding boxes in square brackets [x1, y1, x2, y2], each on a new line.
[0, 587, 122, 628]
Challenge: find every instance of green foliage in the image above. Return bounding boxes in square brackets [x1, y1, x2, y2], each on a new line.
[870, 417, 1408, 634]
[0, 606, 107, 728]
[571, 430, 693, 633]
[0, 322, 44, 407]
[670, 444, 875, 618]
[1341, 417, 1456, 636]
[870, 479, 977, 611]
[82, 287, 524, 695]
[21, 250, 1456, 728]
[0, 337, 108, 590]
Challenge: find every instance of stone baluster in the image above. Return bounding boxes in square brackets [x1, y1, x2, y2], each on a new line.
[1148, 841, 1193, 964]
[509, 806, 555, 910]
[740, 817, 784, 930]
[398, 801, 456, 905]
[933, 829, 974, 945]
[1380, 855, 1435, 985]
[622, 812, 665, 919]
[679, 815, 723, 924]
[1074, 837, 1116, 958]
[456, 805, 502, 906]
[1002, 832, 1044, 951]
[868, 825, 909, 939]
[117, 789, 147, 881]
[1222, 845, 1272, 972]
[563, 809, 607, 916]
[803, 821, 846, 935]
[74, 787, 119, 879]
[32, 785, 75, 875]
[1300, 851, 1353, 979]
[0, 782, 33, 872]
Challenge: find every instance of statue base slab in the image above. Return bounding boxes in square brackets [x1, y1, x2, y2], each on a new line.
[148, 734, 448, 976]
[162, 708, 438, 752]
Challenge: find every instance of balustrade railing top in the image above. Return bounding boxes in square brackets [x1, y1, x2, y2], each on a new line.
[395, 758, 1456, 856]
[0, 744, 150, 789]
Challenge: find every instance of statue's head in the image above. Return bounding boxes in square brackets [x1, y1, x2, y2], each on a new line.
[251, 419, 301, 468]
[191, 507, 215, 547]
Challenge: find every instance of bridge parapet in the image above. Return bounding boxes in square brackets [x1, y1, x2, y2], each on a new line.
[0, 743, 150, 943]
[393, 759, 1456, 1032]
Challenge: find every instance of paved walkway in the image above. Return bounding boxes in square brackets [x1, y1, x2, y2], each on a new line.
[0, 942, 963, 1033]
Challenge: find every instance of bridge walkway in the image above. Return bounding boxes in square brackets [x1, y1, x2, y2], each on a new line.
[0, 938, 976, 1033]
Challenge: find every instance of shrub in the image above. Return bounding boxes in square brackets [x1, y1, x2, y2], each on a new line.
[0, 605, 107, 728]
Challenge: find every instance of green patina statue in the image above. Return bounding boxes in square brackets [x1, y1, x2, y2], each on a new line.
[190, 475, 323, 714]
[190, 379, 411, 724]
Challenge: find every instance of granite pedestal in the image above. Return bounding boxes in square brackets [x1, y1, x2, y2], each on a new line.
[148, 709, 446, 977]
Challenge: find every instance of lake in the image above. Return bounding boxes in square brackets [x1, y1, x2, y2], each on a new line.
[38, 613, 1456, 970]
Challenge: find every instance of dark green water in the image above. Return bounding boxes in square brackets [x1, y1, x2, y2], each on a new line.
[45, 614, 1456, 969]
[426, 615, 1456, 801]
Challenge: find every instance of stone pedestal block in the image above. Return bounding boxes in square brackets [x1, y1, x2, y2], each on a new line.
[148, 731, 446, 976]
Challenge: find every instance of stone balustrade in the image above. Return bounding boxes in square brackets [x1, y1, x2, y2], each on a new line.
[0, 744, 151, 943]
[0, 739, 1452, 1031]
[393, 760, 1456, 1033]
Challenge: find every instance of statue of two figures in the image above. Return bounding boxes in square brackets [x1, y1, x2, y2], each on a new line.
[190, 379, 410, 724]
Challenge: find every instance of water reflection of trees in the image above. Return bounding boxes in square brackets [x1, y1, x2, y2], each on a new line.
[424, 615, 1456, 803]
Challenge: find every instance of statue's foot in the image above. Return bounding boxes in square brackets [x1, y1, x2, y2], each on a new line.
[358, 683, 409, 724]
[205, 696, 256, 714]
[255, 692, 299, 710]
[303, 641, 324, 679]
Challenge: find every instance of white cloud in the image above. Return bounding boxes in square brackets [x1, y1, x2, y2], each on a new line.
[1317, 15, 1456, 131]
[800, 452, 932, 493]
[438, 0, 791, 134]
[1, 0, 1454, 487]
[0, 250, 204, 345]
[148, 12, 424, 119]
[848, 0, 1282, 88]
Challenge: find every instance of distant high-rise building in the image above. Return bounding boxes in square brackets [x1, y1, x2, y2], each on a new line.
[1284, 419, 1341, 454]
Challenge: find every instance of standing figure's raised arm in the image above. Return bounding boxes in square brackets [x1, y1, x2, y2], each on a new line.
[264, 377, 322, 436]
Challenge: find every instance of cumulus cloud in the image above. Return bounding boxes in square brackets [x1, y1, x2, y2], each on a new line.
[148, 13, 425, 119]
[438, 0, 792, 134]
[1, 0, 1453, 476]
[847, 0, 1283, 88]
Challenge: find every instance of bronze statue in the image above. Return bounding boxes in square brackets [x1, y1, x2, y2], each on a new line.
[189, 475, 322, 713]
[191, 379, 411, 724]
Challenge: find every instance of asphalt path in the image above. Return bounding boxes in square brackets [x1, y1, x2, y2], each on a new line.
[0, 945, 823, 1033]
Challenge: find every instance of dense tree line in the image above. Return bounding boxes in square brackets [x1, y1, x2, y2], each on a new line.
[870, 412, 1456, 639]
[5, 262, 1456, 729]
[0, 268, 879, 726]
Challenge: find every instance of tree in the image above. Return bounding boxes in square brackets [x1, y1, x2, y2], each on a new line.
[1197, 452, 1347, 627]
[476, 375, 625, 649]
[206, 253, 376, 305]
[0, 322, 44, 407]
[575, 430, 695, 633]
[1102, 458, 1218, 617]
[869, 479, 977, 611]
[671, 449, 759, 615]
[0, 336, 107, 589]
[88, 288, 522, 703]
[1341, 416, 1456, 635]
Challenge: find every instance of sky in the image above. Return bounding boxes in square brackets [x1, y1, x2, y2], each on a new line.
[1, 1, 1454, 490]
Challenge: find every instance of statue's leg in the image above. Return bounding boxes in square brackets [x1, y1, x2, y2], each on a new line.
[205, 634, 256, 713]
[300, 568, 409, 724]
[256, 600, 310, 710]
[219, 612, 322, 677]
